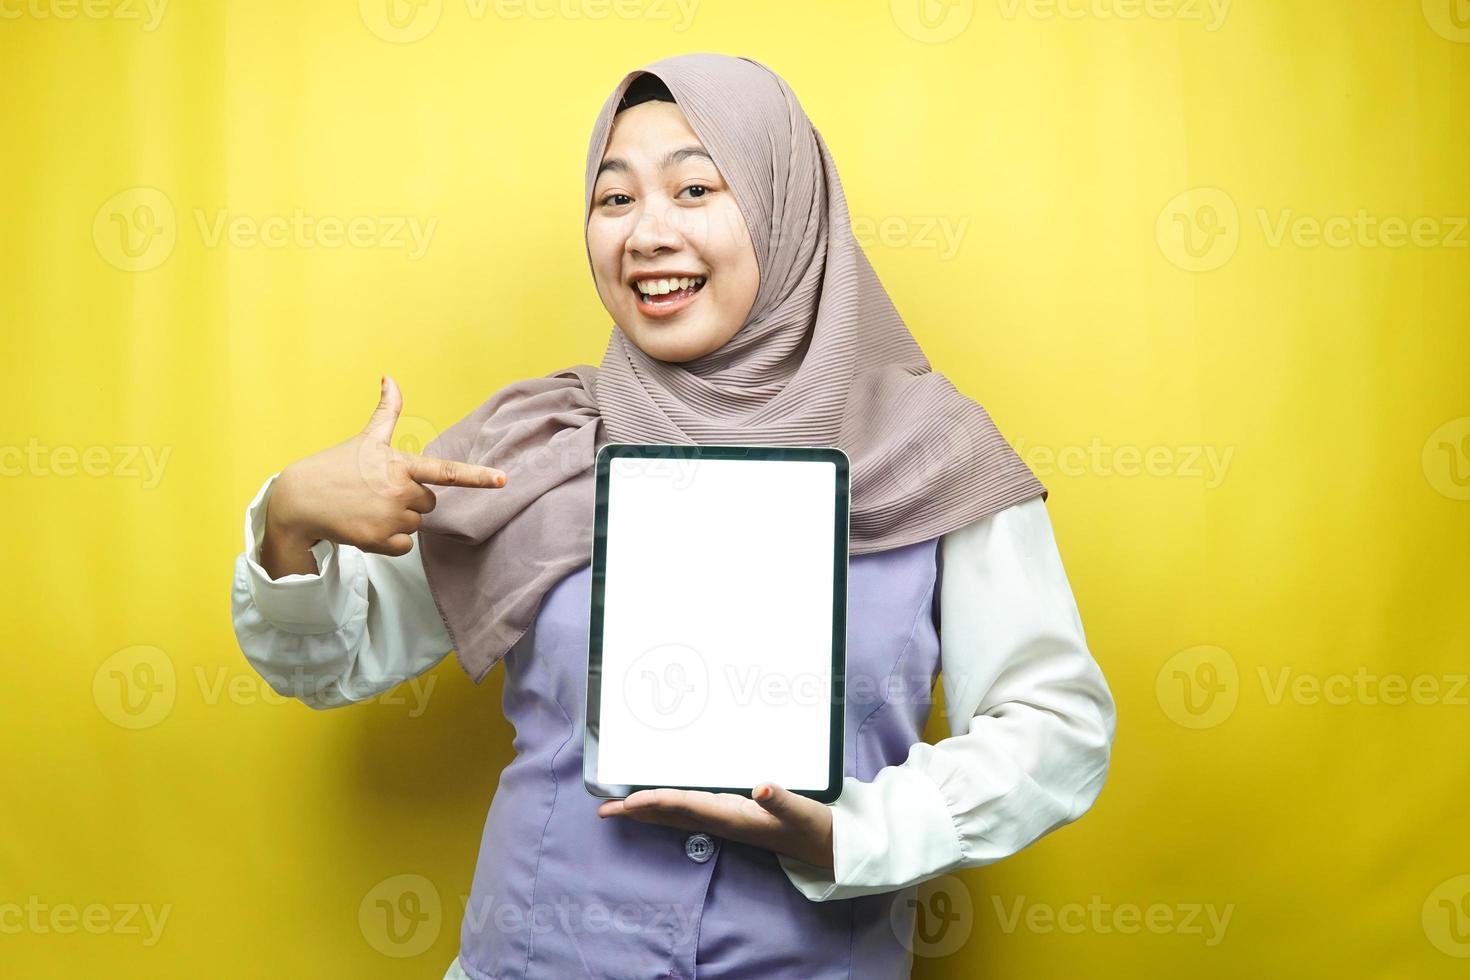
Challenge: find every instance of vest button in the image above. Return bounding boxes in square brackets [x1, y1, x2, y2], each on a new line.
[684, 832, 715, 863]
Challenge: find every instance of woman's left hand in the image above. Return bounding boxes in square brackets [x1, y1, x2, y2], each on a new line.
[597, 782, 834, 870]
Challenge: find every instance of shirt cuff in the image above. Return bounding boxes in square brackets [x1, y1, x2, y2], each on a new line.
[241, 472, 360, 633]
[776, 767, 967, 902]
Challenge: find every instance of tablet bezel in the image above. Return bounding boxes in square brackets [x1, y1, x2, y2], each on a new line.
[582, 443, 849, 805]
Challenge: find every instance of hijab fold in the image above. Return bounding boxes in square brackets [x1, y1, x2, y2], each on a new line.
[419, 52, 1046, 684]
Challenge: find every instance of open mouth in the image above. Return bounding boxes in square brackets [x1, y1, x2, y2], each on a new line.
[631, 275, 707, 316]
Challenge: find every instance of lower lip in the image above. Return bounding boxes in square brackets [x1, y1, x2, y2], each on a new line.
[632, 279, 706, 319]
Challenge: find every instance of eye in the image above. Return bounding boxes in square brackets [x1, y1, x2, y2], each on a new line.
[679, 184, 712, 200]
[600, 192, 633, 207]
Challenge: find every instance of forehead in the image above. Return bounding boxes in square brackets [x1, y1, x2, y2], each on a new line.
[602, 101, 704, 161]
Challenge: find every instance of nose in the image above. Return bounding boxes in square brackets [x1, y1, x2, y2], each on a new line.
[625, 196, 683, 257]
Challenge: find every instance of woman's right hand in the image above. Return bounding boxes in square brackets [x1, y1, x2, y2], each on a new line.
[259, 375, 507, 578]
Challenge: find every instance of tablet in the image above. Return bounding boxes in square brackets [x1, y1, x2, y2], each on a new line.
[583, 443, 849, 804]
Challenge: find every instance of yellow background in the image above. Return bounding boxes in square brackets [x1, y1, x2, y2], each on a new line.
[3, 0, 1468, 976]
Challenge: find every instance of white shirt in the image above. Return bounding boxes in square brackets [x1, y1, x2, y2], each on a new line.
[231, 473, 1115, 914]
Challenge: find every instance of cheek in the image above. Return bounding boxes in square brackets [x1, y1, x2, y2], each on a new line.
[701, 206, 757, 295]
[585, 226, 624, 296]
[697, 206, 748, 261]
[586, 224, 611, 264]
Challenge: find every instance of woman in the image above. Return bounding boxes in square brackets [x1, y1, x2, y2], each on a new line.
[231, 53, 1116, 979]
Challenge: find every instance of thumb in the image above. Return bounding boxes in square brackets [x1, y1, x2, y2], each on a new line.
[363, 374, 403, 444]
[752, 782, 799, 818]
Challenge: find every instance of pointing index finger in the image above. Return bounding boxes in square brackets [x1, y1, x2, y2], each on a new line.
[403, 453, 507, 489]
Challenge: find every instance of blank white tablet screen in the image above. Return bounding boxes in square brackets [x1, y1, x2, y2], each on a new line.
[596, 455, 838, 791]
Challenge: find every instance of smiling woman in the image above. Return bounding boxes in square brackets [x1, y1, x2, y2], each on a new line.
[230, 51, 1115, 980]
[586, 73, 760, 362]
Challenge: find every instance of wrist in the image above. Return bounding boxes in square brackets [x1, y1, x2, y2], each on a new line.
[262, 515, 318, 557]
[814, 827, 834, 870]
[793, 817, 834, 869]
[259, 470, 324, 577]
[265, 467, 322, 548]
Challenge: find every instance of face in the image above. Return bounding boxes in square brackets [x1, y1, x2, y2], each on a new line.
[587, 99, 760, 363]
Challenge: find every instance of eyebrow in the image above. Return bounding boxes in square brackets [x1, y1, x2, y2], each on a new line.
[595, 145, 717, 182]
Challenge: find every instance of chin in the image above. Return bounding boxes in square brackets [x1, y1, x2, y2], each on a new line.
[630, 335, 703, 363]
[621, 319, 720, 364]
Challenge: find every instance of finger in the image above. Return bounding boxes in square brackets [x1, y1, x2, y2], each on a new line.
[363, 374, 403, 444]
[403, 453, 507, 489]
[362, 532, 414, 557]
[617, 811, 700, 832]
[623, 788, 698, 818]
[608, 795, 706, 832]
[405, 484, 437, 514]
[603, 789, 690, 823]
[626, 789, 743, 832]
[752, 782, 799, 818]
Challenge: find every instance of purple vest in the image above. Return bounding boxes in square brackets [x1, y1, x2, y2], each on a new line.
[457, 537, 942, 979]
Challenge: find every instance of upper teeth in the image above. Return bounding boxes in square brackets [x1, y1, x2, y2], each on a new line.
[636, 276, 705, 295]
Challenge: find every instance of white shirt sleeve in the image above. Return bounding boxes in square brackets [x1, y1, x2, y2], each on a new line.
[229, 472, 454, 709]
[777, 495, 1117, 901]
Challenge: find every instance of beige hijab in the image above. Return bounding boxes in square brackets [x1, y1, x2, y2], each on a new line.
[418, 52, 1046, 683]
